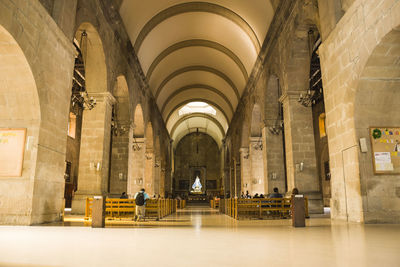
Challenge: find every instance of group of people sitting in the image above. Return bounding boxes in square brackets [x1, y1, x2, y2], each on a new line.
[241, 187, 299, 199]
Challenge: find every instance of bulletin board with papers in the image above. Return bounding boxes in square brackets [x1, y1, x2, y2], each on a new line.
[370, 127, 400, 174]
[0, 128, 26, 177]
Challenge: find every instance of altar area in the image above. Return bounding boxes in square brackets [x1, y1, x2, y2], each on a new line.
[187, 176, 208, 203]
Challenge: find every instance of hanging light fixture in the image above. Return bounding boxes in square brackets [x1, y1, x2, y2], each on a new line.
[71, 30, 96, 110]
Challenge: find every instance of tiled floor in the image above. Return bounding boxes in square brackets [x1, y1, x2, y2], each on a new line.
[0, 206, 399, 267]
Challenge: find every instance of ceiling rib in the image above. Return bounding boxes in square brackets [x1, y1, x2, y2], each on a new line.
[165, 98, 230, 125]
[146, 39, 248, 81]
[154, 65, 240, 100]
[133, 2, 261, 53]
[160, 84, 235, 115]
[170, 113, 225, 138]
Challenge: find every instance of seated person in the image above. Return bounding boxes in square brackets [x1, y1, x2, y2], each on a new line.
[268, 187, 283, 198]
[291, 188, 299, 196]
[120, 192, 128, 199]
[253, 193, 260, 198]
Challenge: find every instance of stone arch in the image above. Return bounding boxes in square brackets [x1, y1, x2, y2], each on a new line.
[75, 23, 108, 93]
[263, 74, 286, 195]
[0, 0, 74, 224]
[354, 27, 400, 223]
[133, 104, 145, 138]
[248, 103, 265, 194]
[0, 25, 41, 224]
[240, 113, 250, 148]
[281, 20, 322, 214]
[109, 75, 131, 196]
[144, 121, 155, 195]
[250, 103, 262, 137]
[127, 103, 146, 197]
[264, 74, 281, 127]
[145, 122, 154, 150]
[154, 136, 162, 196]
[113, 76, 130, 125]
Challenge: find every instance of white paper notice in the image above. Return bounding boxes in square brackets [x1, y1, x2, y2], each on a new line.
[375, 152, 394, 171]
[374, 152, 391, 163]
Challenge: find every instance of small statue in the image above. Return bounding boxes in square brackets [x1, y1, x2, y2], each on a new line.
[192, 176, 202, 193]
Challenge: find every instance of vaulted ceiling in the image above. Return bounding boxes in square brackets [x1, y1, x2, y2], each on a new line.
[119, 0, 275, 146]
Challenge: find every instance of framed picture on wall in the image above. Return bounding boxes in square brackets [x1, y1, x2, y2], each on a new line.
[0, 128, 26, 177]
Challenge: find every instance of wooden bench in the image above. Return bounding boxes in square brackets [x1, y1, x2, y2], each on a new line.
[176, 199, 186, 209]
[210, 198, 220, 209]
[85, 198, 177, 221]
[224, 198, 309, 220]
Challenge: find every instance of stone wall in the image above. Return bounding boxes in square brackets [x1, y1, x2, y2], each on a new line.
[319, 0, 400, 222]
[0, 0, 75, 224]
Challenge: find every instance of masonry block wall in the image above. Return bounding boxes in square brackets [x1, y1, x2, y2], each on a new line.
[319, 0, 400, 222]
[0, 0, 75, 224]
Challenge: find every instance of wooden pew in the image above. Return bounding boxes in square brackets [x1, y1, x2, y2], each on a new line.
[84, 198, 177, 221]
[224, 197, 309, 220]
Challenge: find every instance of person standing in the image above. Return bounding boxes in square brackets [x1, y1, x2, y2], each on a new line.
[134, 188, 150, 221]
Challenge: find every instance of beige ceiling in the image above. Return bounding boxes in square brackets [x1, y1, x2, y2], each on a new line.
[120, 0, 275, 146]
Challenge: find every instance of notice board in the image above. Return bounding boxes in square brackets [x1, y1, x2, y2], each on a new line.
[0, 128, 26, 177]
[370, 127, 400, 174]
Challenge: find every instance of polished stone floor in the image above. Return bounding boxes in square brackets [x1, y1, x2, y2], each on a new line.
[0, 206, 399, 267]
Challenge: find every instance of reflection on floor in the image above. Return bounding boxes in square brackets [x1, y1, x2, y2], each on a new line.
[1, 206, 399, 267]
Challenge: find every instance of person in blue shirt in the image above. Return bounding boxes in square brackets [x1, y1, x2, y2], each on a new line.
[134, 188, 150, 221]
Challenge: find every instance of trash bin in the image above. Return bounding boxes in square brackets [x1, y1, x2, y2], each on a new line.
[291, 195, 306, 227]
[92, 196, 106, 228]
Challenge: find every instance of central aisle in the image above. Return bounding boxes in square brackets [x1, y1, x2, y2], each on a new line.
[0, 206, 399, 267]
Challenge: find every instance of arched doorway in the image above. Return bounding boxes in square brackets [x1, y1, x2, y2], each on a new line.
[354, 27, 400, 223]
[0, 25, 40, 224]
[174, 132, 221, 202]
[71, 23, 115, 214]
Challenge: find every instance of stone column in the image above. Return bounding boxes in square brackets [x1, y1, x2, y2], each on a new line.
[262, 126, 286, 195]
[72, 92, 116, 214]
[240, 147, 251, 194]
[280, 92, 323, 213]
[249, 137, 265, 194]
[144, 149, 155, 197]
[127, 136, 145, 198]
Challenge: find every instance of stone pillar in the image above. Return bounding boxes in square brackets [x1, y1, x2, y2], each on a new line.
[249, 137, 265, 194]
[72, 92, 116, 214]
[262, 126, 286, 195]
[145, 149, 155, 197]
[240, 147, 251, 194]
[127, 136, 145, 197]
[280, 92, 323, 213]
